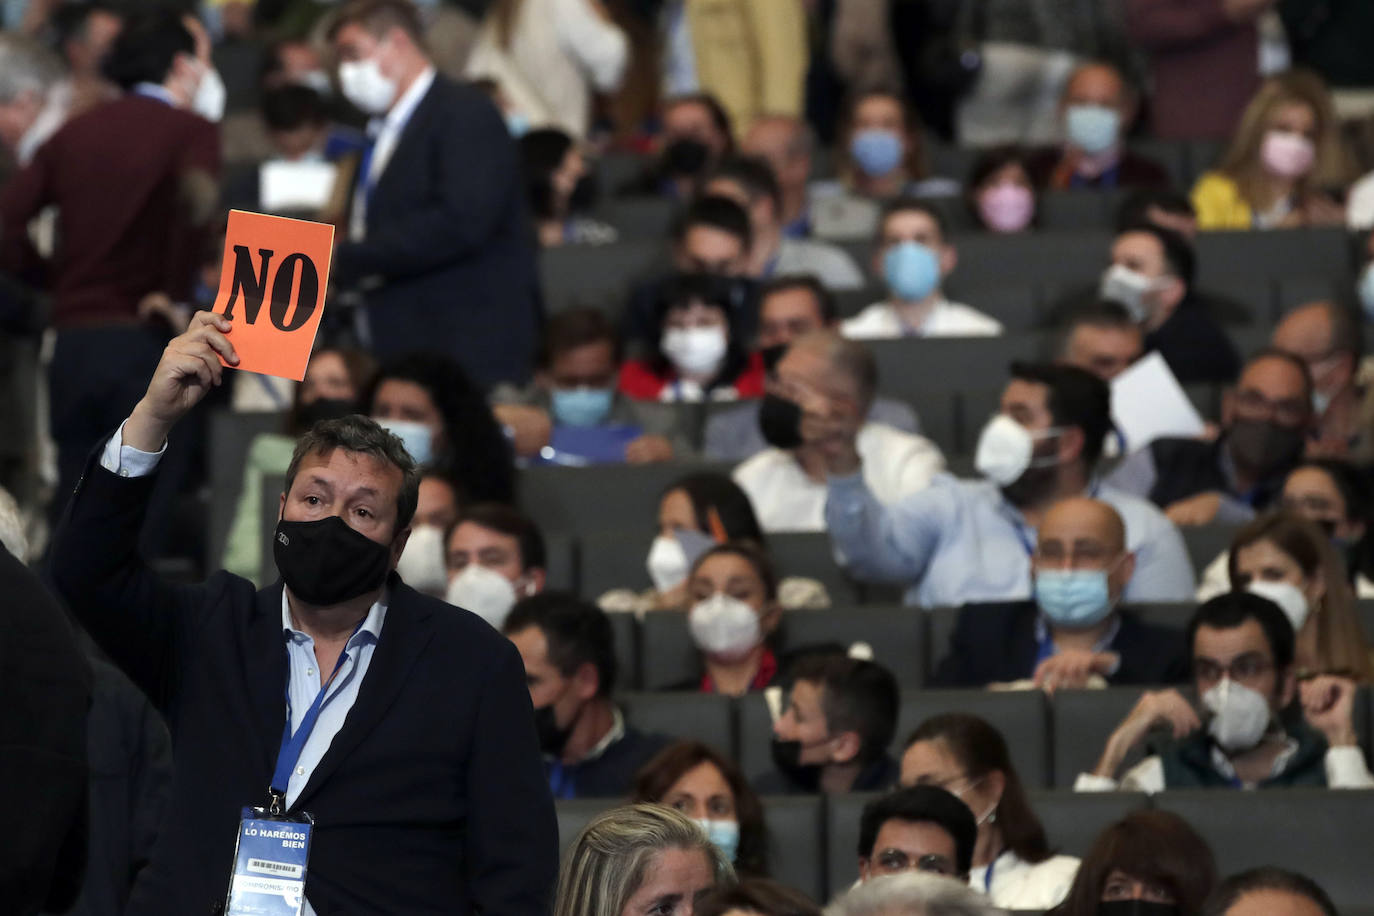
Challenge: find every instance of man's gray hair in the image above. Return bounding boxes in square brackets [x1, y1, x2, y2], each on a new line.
[0, 33, 63, 103]
[824, 873, 1004, 916]
[284, 415, 421, 533]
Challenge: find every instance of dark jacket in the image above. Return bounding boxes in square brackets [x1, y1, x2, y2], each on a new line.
[1144, 298, 1242, 384]
[1155, 722, 1330, 788]
[49, 454, 558, 916]
[550, 725, 669, 799]
[1144, 435, 1284, 511]
[754, 754, 900, 796]
[932, 601, 1189, 688]
[332, 75, 540, 387]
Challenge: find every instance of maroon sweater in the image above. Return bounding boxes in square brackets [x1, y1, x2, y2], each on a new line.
[0, 93, 219, 328]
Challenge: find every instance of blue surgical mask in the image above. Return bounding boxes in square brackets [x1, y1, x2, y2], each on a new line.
[375, 417, 434, 466]
[1065, 104, 1121, 156]
[693, 818, 740, 864]
[551, 387, 614, 428]
[1034, 567, 1116, 628]
[883, 240, 940, 302]
[1359, 263, 1374, 323]
[849, 128, 903, 178]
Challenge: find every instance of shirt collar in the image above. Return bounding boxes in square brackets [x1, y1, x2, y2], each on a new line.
[371, 65, 435, 137]
[281, 590, 389, 649]
[132, 82, 178, 106]
[1033, 610, 1122, 654]
[1208, 729, 1299, 785]
[579, 706, 626, 763]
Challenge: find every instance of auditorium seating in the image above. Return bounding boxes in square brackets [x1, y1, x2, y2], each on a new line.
[207, 409, 287, 570]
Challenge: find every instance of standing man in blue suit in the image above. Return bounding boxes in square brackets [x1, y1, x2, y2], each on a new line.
[330, 0, 540, 386]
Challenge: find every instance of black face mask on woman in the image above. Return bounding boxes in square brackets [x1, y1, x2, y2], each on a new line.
[274, 516, 392, 606]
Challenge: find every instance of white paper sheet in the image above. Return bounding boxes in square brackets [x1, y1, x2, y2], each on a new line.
[259, 161, 339, 213]
[1110, 352, 1206, 453]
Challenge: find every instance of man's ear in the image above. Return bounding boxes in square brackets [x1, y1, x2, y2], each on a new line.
[858, 858, 872, 882]
[574, 660, 600, 702]
[1277, 665, 1298, 710]
[528, 567, 547, 595]
[1058, 425, 1086, 464]
[831, 730, 863, 765]
[278, 491, 286, 521]
[938, 244, 958, 278]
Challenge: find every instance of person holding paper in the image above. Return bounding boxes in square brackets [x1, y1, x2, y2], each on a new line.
[328, 0, 539, 387]
[48, 311, 558, 915]
[1106, 349, 1314, 527]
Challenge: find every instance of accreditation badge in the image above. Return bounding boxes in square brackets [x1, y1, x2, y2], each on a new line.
[224, 807, 314, 916]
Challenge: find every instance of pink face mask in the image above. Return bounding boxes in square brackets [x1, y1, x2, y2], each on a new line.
[977, 183, 1035, 233]
[1260, 130, 1316, 179]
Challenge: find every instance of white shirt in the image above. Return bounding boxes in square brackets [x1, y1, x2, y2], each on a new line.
[842, 299, 1004, 340]
[970, 851, 1079, 910]
[1075, 745, 1374, 793]
[733, 423, 945, 532]
[350, 66, 436, 241]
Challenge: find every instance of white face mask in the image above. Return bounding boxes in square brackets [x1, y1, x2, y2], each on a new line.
[191, 61, 226, 123]
[395, 523, 447, 597]
[445, 564, 522, 629]
[1246, 580, 1310, 633]
[338, 56, 397, 115]
[688, 593, 762, 659]
[1099, 263, 1159, 324]
[662, 326, 728, 378]
[646, 534, 688, 592]
[973, 414, 1059, 487]
[1203, 678, 1273, 753]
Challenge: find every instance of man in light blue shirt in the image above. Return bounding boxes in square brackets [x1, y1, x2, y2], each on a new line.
[819, 361, 1195, 607]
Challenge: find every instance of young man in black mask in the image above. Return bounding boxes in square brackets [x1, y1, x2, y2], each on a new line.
[504, 592, 667, 798]
[758, 653, 900, 795]
[1106, 349, 1314, 527]
[48, 312, 557, 914]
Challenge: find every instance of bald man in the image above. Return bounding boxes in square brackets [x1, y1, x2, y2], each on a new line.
[1271, 301, 1365, 458]
[1026, 62, 1171, 192]
[743, 114, 812, 238]
[933, 497, 1188, 690]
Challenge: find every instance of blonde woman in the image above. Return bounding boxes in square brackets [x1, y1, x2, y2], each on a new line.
[556, 804, 734, 916]
[465, 0, 627, 139]
[1227, 510, 1373, 683]
[1191, 70, 1347, 230]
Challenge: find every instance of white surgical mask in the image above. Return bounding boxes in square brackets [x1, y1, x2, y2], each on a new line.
[662, 326, 727, 378]
[396, 523, 448, 597]
[1246, 580, 1310, 633]
[973, 414, 1060, 487]
[1099, 264, 1158, 324]
[375, 418, 434, 466]
[444, 564, 521, 629]
[338, 57, 397, 115]
[192, 62, 226, 123]
[647, 534, 688, 592]
[1203, 678, 1272, 753]
[688, 593, 762, 659]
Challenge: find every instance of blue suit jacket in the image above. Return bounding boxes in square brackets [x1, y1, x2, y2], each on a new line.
[49, 454, 557, 915]
[333, 76, 541, 387]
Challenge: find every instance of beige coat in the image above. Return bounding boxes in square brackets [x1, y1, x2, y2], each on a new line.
[685, 0, 808, 138]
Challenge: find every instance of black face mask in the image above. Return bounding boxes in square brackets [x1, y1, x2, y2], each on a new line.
[533, 703, 573, 756]
[1096, 901, 1179, 916]
[274, 516, 392, 606]
[297, 398, 356, 431]
[770, 738, 821, 791]
[1228, 419, 1306, 478]
[759, 393, 804, 449]
[663, 138, 710, 177]
[760, 343, 787, 374]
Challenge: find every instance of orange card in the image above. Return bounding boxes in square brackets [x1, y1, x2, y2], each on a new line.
[211, 210, 335, 381]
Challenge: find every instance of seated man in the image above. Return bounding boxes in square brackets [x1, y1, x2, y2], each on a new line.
[934, 497, 1188, 689]
[856, 786, 977, 885]
[619, 93, 734, 201]
[1077, 592, 1373, 791]
[703, 275, 920, 462]
[733, 330, 944, 532]
[1271, 301, 1366, 458]
[704, 155, 865, 290]
[1205, 867, 1338, 916]
[445, 503, 547, 628]
[503, 593, 666, 798]
[760, 653, 900, 794]
[1057, 301, 1144, 382]
[1025, 61, 1171, 191]
[1107, 349, 1314, 527]
[842, 199, 1003, 340]
[823, 362, 1195, 607]
[491, 308, 689, 464]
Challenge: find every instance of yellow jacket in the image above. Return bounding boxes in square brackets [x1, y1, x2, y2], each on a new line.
[687, 0, 808, 138]
[1190, 171, 1253, 231]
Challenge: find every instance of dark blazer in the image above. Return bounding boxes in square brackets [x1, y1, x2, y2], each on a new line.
[49, 455, 558, 916]
[933, 601, 1188, 688]
[554, 726, 669, 798]
[332, 75, 541, 387]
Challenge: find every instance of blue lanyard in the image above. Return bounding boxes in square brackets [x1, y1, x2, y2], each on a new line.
[355, 141, 377, 206]
[548, 761, 576, 800]
[269, 623, 363, 813]
[983, 853, 999, 893]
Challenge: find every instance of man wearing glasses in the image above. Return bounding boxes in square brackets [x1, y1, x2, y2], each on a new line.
[1077, 591, 1374, 791]
[856, 786, 977, 884]
[1106, 350, 1314, 527]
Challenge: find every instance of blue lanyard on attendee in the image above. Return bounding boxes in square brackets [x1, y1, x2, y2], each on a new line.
[548, 761, 576, 800]
[355, 140, 378, 206]
[983, 853, 1000, 893]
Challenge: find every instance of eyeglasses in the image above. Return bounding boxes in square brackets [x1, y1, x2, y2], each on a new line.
[872, 848, 957, 877]
[1193, 654, 1273, 687]
[1233, 389, 1308, 426]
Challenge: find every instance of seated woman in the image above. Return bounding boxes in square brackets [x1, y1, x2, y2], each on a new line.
[221, 345, 375, 585]
[684, 543, 783, 695]
[966, 146, 1037, 234]
[1191, 71, 1345, 231]
[598, 471, 827, 615]
[901, 714, 1079, 909]
[1226, 511, 1373, 682]
[1050, 810, 1216, 916]
[631, 740, 768, 877]
[518, 128, 617, 248]
[619, 274, 766, 404]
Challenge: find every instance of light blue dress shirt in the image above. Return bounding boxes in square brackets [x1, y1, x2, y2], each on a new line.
[825, 471, 1196, 608]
